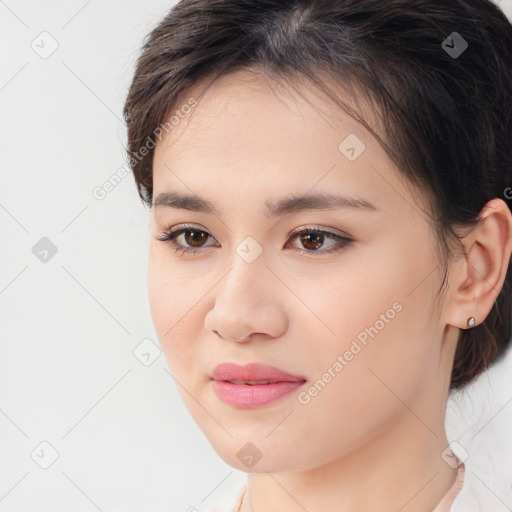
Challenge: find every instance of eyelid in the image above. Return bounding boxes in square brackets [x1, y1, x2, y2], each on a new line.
[288, 224, 350, 239]
[155, 223, 353, 255]
[158, 223, 350, 240]
[163, 223, 217, 243]
[154, 223, 217, 249]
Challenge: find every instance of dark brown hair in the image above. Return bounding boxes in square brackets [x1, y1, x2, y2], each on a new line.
[123, 0, 512, 391]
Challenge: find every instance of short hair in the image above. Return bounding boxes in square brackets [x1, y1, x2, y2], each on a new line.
[123, 0, 512, 391]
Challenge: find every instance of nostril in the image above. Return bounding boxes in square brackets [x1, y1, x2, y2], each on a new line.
[213, 330, 253, 343]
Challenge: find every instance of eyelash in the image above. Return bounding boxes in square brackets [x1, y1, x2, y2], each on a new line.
[155, 223, 353, 256]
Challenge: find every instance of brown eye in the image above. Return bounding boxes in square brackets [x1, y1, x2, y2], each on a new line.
[183, 230, 209, 247]
[156, 224, 353, 256]
[299, 232, 324, 251]
[155, 225, 217, 255]
[288, 227, 353, 255]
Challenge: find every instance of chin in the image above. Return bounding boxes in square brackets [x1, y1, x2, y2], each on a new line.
[204, 434, 312, 473]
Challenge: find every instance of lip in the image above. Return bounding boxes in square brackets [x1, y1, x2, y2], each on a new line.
[211, 362, 306, 383]
[210, 362, 306, 408]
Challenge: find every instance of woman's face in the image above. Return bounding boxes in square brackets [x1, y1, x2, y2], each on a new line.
[148, 70, 456, 472]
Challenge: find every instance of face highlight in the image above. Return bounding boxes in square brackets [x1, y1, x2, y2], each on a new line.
[147, 69, 457, 474]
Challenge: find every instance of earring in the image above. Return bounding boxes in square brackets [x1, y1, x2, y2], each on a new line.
[467, 316, 476, 328]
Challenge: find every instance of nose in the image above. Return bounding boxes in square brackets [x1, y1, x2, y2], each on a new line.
[204, 251, 287, 343]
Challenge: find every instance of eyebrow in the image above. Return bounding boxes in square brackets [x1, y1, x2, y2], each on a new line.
[153, 190, 378, 217]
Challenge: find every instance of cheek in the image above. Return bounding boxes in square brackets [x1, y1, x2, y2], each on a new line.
[308, 247, 437, 401]
[291, 294, 431, 461]
[147, 246, 201, 371]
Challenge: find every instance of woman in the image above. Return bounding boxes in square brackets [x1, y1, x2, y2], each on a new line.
[123, 1, 512, 510]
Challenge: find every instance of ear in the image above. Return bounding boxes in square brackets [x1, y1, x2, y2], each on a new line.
[443, 198, 512, 330]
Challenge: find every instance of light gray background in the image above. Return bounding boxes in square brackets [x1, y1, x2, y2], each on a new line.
[1, 1, 511, 511]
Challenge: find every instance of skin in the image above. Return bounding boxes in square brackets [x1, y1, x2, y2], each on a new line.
[147, 68, 512, 511]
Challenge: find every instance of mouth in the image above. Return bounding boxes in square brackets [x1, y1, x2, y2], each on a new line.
[210, 361, 306, 383]
[210, 362, 306, 407]
[224, 379, 279, 385]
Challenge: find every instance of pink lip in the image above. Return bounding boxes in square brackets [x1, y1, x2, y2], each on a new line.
[211, 362, 305, 382]
[210, 362, 306, 408]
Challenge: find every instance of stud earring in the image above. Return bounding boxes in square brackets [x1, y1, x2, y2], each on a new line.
[467, 316, 476, 328]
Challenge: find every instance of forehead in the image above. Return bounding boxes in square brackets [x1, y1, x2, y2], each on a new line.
[155, 69, 378, 167]
[151, 68, 429, 222]
[157, 69, 376, 151]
